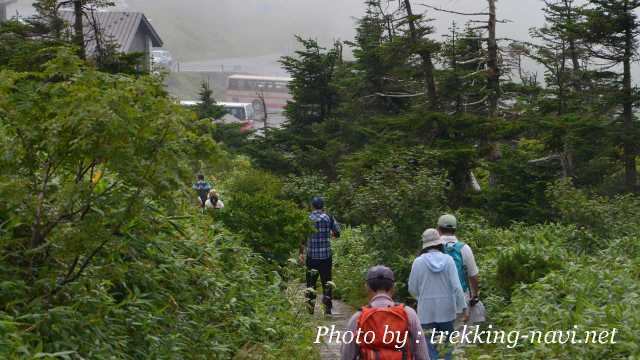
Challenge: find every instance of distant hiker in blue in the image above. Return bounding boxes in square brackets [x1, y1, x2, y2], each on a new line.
[300, 196, 341, 315]
[192, 174, 212, 208]
[409, 228, 467, 360]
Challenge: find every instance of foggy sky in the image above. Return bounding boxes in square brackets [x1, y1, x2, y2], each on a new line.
[9, 0, 551, 60]
[126, 0, 550, 61]
[12, 0, 640, 78]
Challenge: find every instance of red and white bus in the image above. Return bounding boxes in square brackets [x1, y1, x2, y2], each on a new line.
[225, 75, 292, 111]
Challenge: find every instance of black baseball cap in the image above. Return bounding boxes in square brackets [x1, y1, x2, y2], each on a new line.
[311, 196, 325, 209]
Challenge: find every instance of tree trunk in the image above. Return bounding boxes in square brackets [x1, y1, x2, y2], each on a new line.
[558, 40, 568, 115]
[564, 0, 582, 91]
[450, 25, 463, 113]
[403, 0, 438, 109]
[622, 25, 637, 192]
[73, 0, 86, 60]
[568, 40, 580, 72]
[567, 39, 583, 93]
[261, 95, 268, 134]
[487, 0, 500, 117]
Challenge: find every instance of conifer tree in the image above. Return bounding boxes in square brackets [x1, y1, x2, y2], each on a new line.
[529, 0, 587, 114]
[400, 0, 439, 109]
[196, 80, 226, 120]
[440, 23, 488, 114]
[582, 0, 640, 192]
[280, 37, 340, 129]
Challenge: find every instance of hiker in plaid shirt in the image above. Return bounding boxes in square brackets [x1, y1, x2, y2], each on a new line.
[300, 196, 341, 315]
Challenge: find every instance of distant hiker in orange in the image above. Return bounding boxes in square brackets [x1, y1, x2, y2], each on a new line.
[341, 266, 428, 360]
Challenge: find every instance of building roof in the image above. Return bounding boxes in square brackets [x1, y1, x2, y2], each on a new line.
[180, 101, 252, 108]
[228, 74, 292, 82]
[0, 0, 17, 22]
[59, 10, 163, 54]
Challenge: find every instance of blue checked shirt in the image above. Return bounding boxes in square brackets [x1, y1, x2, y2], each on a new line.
[192, 180, 212, 203]
[307, 210, 341, 260]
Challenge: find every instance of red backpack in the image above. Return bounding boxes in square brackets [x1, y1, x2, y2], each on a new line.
[356, 304, 413, 360]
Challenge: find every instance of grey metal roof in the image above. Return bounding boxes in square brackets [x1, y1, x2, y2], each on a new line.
[59, 10, 163, 54]
[0, 0, 17, 22]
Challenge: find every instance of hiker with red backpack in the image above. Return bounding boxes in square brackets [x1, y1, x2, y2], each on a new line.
[408, 229, 467, 360]
[436, 214, 481, 328]
[341, 266, 428, 360]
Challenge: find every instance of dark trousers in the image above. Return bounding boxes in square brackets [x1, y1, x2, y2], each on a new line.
[305, 257, 332, 313]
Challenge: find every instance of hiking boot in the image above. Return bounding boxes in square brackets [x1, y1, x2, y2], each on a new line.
[306, 302, 315, 315]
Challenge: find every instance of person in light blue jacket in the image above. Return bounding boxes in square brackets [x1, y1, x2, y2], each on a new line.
[409, 228, 467, 360]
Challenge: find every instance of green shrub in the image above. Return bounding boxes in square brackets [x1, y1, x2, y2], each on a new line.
[218, 192, 313, 264]
[0, 50, 319, 359]
[479, 141, 557, 226]
[494, 256, 640, 359]
[223, 167, 283, 199]
[281, 173, 331, 208]
[217, 166, 314, 264]
[458, 222, 576, 315]
[548, 179, 640, 239]
[459, 219, 640, 359]
[495, 243, 563, 299]
[333, 147, 447, 251]
[332, 227, 377, 306]
[0, 216, 319, 359]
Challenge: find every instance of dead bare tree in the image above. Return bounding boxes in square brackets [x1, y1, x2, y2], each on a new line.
[54, 0, 115, 59]
[486, 0, 499, 117]
[402, 0, 438, 109]
[71, 0, 85, 58]
[256, 90, 269, 135]
[422, 1, 503, 117]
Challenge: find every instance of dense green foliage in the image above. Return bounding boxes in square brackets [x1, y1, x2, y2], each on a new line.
[218, 167, 313, 264]
[329, 187, 640, 359]
[228, 0, 640, 358]
[3, 0, 640, 358]
[0, 216, 317, 359]
[196, 80, 227, 120]
[0, 13, 319, 359]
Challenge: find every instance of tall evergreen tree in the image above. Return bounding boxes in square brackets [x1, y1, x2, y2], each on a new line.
[440, 23, 488, 114]
[280, 37, 340, 129]
[348, 0, 415, 114]
[528, 0, 588, 114]
[582, 0, 640, 192]
[196, 80, 226, 120]
[400, 0, 439, 109]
